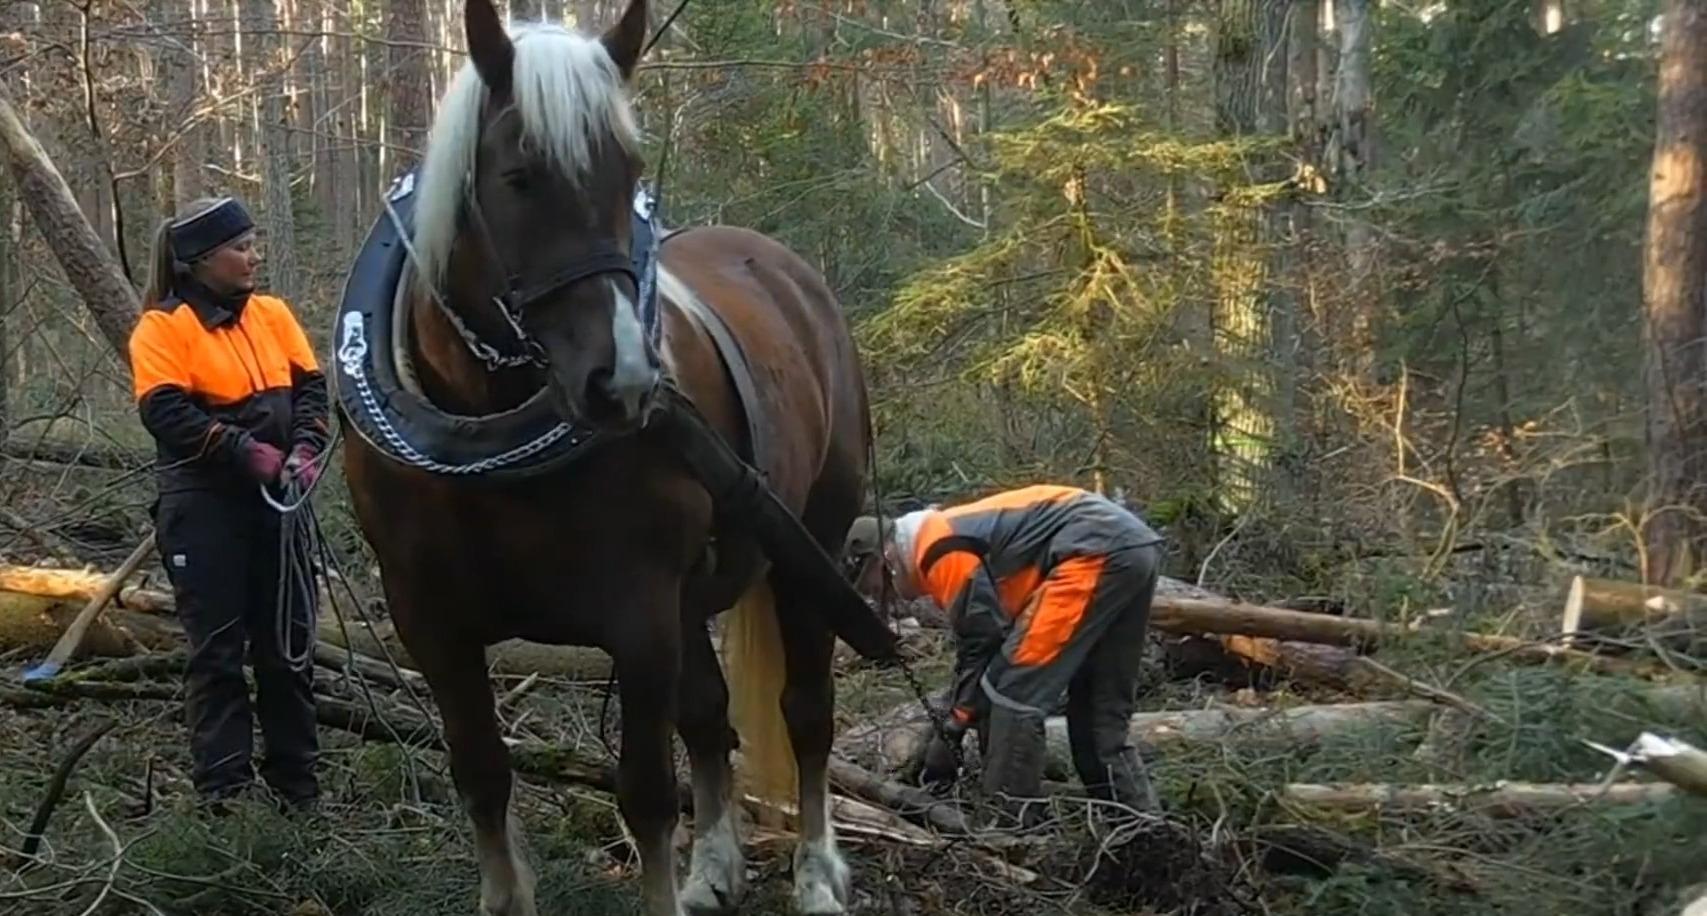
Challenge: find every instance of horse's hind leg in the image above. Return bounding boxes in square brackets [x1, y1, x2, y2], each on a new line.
[677, 618, 745, 915]
[408, 625, 537, 916]
[772, 575, 850, 914]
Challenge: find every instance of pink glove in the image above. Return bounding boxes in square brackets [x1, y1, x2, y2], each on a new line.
[282, 443, 322, 490]
[239, 438, 285, 484]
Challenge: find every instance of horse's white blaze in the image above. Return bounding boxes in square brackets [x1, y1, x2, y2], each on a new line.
[607, 279, 654, 412]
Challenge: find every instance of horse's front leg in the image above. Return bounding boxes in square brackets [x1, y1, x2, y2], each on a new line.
[773, 578, 850, 915]
[677, 617, 746, 914]
[402, 610, 536, 916]
[613, 606, 686, 916]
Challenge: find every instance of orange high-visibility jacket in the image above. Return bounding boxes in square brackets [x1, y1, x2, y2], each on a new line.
[128, 289, 328, 493]
[910, 485, 1163, 724]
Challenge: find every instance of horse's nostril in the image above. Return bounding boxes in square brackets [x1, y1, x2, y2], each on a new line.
[587, 368, 640, 422]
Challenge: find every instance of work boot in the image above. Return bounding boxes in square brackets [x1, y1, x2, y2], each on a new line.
[1104, 746, 1162, 816]
[977, 706, 1048, 829]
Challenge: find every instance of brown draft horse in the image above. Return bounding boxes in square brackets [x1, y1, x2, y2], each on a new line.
[340, 1, 874, 913]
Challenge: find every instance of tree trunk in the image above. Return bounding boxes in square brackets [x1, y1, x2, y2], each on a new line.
[1331, 0, 1378, 377]
[243, 0, 302, 301]
[1210, 0, 1291, 510]
[1641, 0, 1707, 587]
[0, 90, 138, 360]
[386, 0, 431, 172]
[160, 0, 207, 208]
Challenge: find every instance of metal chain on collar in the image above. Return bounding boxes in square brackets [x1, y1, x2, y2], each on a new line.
[378, 175, 542, 372]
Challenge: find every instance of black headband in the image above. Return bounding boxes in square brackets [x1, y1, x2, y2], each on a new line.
[169, 198, 255, 263]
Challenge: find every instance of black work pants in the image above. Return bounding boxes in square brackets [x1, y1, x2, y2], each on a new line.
[977, 542, 1162, 813]
[155, 489, 318, 804]
[1062, 542, 1161, 812]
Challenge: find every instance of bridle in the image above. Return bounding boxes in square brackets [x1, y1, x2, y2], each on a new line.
[423, 105, 663, 375]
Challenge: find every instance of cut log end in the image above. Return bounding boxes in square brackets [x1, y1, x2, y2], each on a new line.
[1561, 574, 1587, 639]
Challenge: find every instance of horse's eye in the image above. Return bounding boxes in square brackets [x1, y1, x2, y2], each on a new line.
[502, 168, 530, 191]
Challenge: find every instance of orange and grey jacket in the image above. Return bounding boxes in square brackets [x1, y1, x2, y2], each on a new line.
[128, 286, 329, 494]
[909, 484, 1163, 725]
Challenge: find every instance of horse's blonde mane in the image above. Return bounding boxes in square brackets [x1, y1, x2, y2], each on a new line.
[412, 22, 640, 288]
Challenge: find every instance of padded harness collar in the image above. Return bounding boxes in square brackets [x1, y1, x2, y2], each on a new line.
[331, 170, 664, 482]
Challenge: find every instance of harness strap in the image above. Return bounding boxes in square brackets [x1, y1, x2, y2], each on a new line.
[669, 284, 768, 474]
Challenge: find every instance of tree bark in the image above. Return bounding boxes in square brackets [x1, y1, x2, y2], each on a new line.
[0, 89, 138, 360]
[386, 0, 431, 172]
[1641, 0, 1707, 587]
[1331, 0, 1378, 376]
[243, 0, 302, 301]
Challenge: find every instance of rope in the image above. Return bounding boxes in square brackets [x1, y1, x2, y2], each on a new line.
[262, 441, 338, 675]
[255, 422, 448, 789]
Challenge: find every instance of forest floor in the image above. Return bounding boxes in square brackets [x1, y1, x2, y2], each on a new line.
[1, 587, 1705, 916]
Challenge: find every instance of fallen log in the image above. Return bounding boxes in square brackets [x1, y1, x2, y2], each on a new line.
[0, 591, 184, 660]
[0, 564, 623, 681]
[1561, 576, 1707, 657]
[1280, 781, 1677, 816]
[1150, 595, 1674, 678]
[23, 534, 156, 681]
[826, 755, 976, 836]
[318, 616, 616, 682]
[1562, 576, 1707, 634]
[842, 699, 1440, 779]
[8, 560, 1679, 682]
[0, 565, 175, 614]
[1587, 732, 1707, 800]
[1, 435, 150, 470]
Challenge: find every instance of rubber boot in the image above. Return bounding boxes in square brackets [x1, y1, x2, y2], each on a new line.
[978, 705, 1047, 829]
[1105, 746, 1162, 815]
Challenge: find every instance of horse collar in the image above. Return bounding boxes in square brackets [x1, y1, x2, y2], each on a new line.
[330, 169, 666, 481]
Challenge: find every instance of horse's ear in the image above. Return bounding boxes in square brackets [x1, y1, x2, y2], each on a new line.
[465, 0, 515, 97]
[600, 0, 648, 81]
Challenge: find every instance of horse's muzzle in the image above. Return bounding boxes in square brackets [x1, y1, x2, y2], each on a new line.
[573, 363, 659, 433]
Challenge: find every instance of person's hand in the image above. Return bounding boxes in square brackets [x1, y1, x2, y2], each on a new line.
[238, 437, 285, 485]
[281, 443, 322, 490]
[919, 721, 967, 786]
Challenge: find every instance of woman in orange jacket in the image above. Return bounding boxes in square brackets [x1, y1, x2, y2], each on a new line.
[127, 197, 329, 810]
[845, 484, 1164, 820]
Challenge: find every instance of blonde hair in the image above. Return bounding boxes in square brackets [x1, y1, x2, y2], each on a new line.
[142, 196, 231, 309]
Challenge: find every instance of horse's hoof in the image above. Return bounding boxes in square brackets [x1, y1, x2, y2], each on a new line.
[681, 875, 741, 916]
[792, 843, 850, 915]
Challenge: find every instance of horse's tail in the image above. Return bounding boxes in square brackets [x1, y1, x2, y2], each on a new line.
[724, 575, 798, 823]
